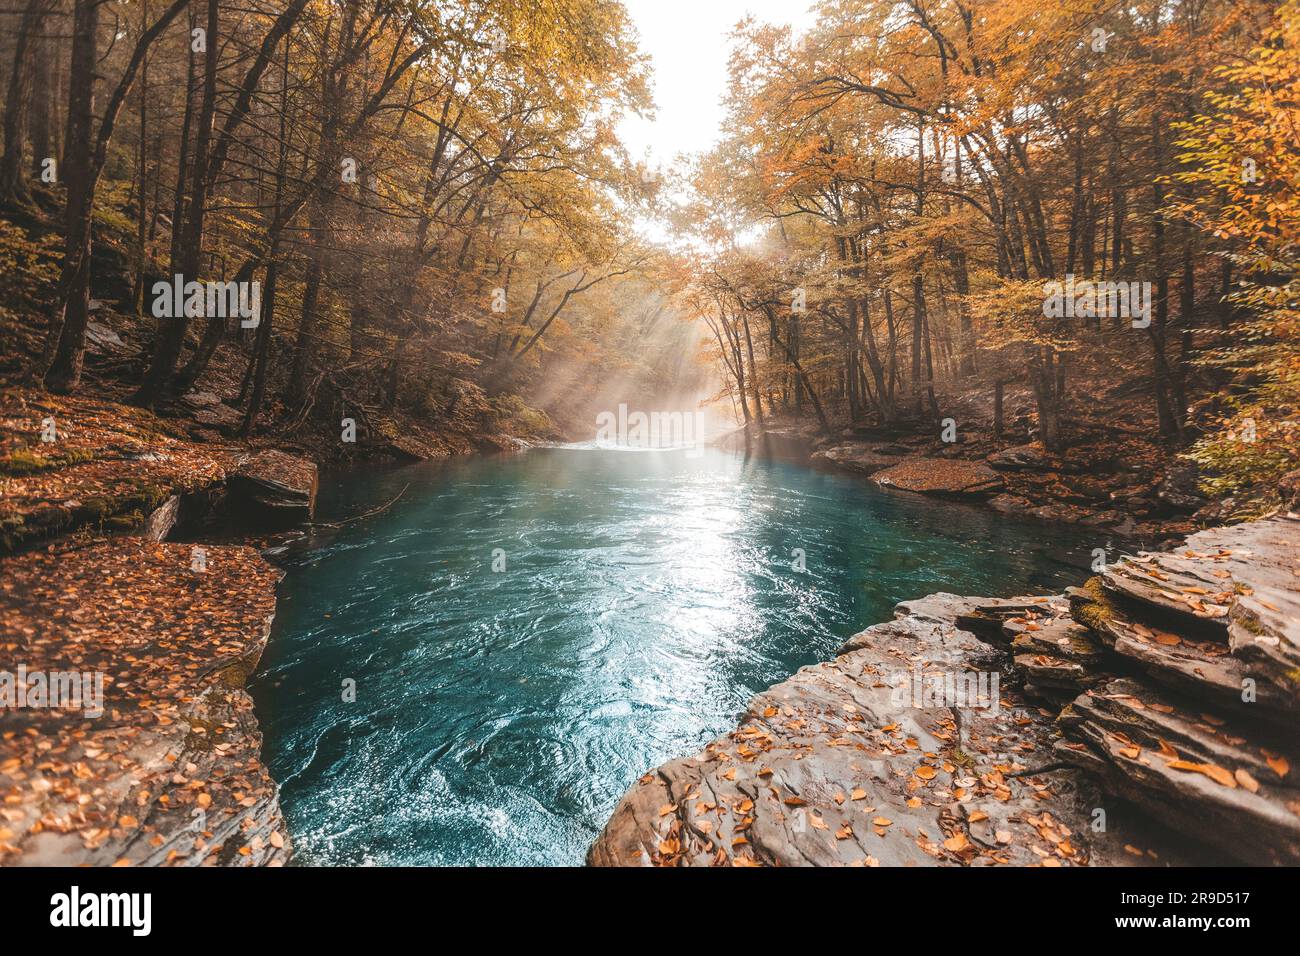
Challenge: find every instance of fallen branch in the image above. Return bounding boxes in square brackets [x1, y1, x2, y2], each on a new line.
[312, 482, 410, 529]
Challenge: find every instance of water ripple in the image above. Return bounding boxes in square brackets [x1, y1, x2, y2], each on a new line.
[252, 447, 1100, 866]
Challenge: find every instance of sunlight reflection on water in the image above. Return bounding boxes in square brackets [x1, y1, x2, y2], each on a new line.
[252, 447, 1098, 866]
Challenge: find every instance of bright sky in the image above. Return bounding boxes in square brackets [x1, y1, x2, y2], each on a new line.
[618, 0, 817, 169]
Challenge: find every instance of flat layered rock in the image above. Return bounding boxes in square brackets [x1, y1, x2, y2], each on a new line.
[951, 595, 1071, 645]
[590, 593, 1183, 868]
[811, 443, 902, 476]
[999, 612, 1107, 701]
[987, 443, 1050, 471]
[229, 449, 318, 522]
[1216, 518, 1300, 697]
[872, 459, 1003, 498]
[1088, 516, 1300, 722]
[1007, 618, 1105, 666]
[0, 538, 290, 867]
[1058, 679, 1300, 865]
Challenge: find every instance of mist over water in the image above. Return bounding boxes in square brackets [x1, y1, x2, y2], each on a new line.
[253, 447, 1096, 866]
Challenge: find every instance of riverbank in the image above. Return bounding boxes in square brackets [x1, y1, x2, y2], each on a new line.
[0, 384, 513, 865]
[714, 412, 1246, 544]
[589, 512, 1300, 866]
[7, 384, 1292, 868]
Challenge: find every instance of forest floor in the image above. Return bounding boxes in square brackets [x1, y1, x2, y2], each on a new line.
[0, 319, 534, 864]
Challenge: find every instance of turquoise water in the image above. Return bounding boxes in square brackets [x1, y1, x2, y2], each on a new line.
[252, 447, 1097, 866]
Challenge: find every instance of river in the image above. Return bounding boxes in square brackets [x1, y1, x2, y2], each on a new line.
[251, 446, 1098, 865]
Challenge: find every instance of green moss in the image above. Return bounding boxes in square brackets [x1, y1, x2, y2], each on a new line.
[1072, 576, 1116, 633]
[215, 657, 257, 689]
[131, 483, 171, 512]
[104, 511, 143, 531]
[80, 496, 115, 519]
[183, 716, 226, 753]
[0, 446, 95, 476]
[1236, 611, 1265, 636]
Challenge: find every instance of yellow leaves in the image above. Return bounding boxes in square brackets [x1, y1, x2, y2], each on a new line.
[1166, 760, 1237, 788]
[850, 788, 867, 801]
[1235, 769, 1260, 793]
[1264, 752, 1290, 779]
[942, 832, 971, 853]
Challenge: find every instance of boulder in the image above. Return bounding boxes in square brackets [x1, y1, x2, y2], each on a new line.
[85, 321, 128, 355]
[1053, 516, 1300, 863]
[141, 494, 180, 541]
[986, 443, 1049, 471]
[1156, 463, 1208, 514]
[228, 449, 318, 524]
[180, 390, 223, 408]
[988, 493, 1033, 516]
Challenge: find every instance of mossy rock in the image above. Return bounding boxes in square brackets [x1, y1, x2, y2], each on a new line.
[1071, 576, 1116, 632]
[0, 446, 95, 476]
[104, 511, 143, 531]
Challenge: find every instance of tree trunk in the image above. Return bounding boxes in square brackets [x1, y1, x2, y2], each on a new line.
[0, 0, 51, 207]
[27, 10, 52, 185]
[135, 0, 220, 405]
[1030, 348, 1063, 452]
[741, 311, 764, 425]
[41, 0, 98, 393]
[240, 257, 278, 436]
[993, 381, 1004, 439]
[1149, 115, 1180, 439]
